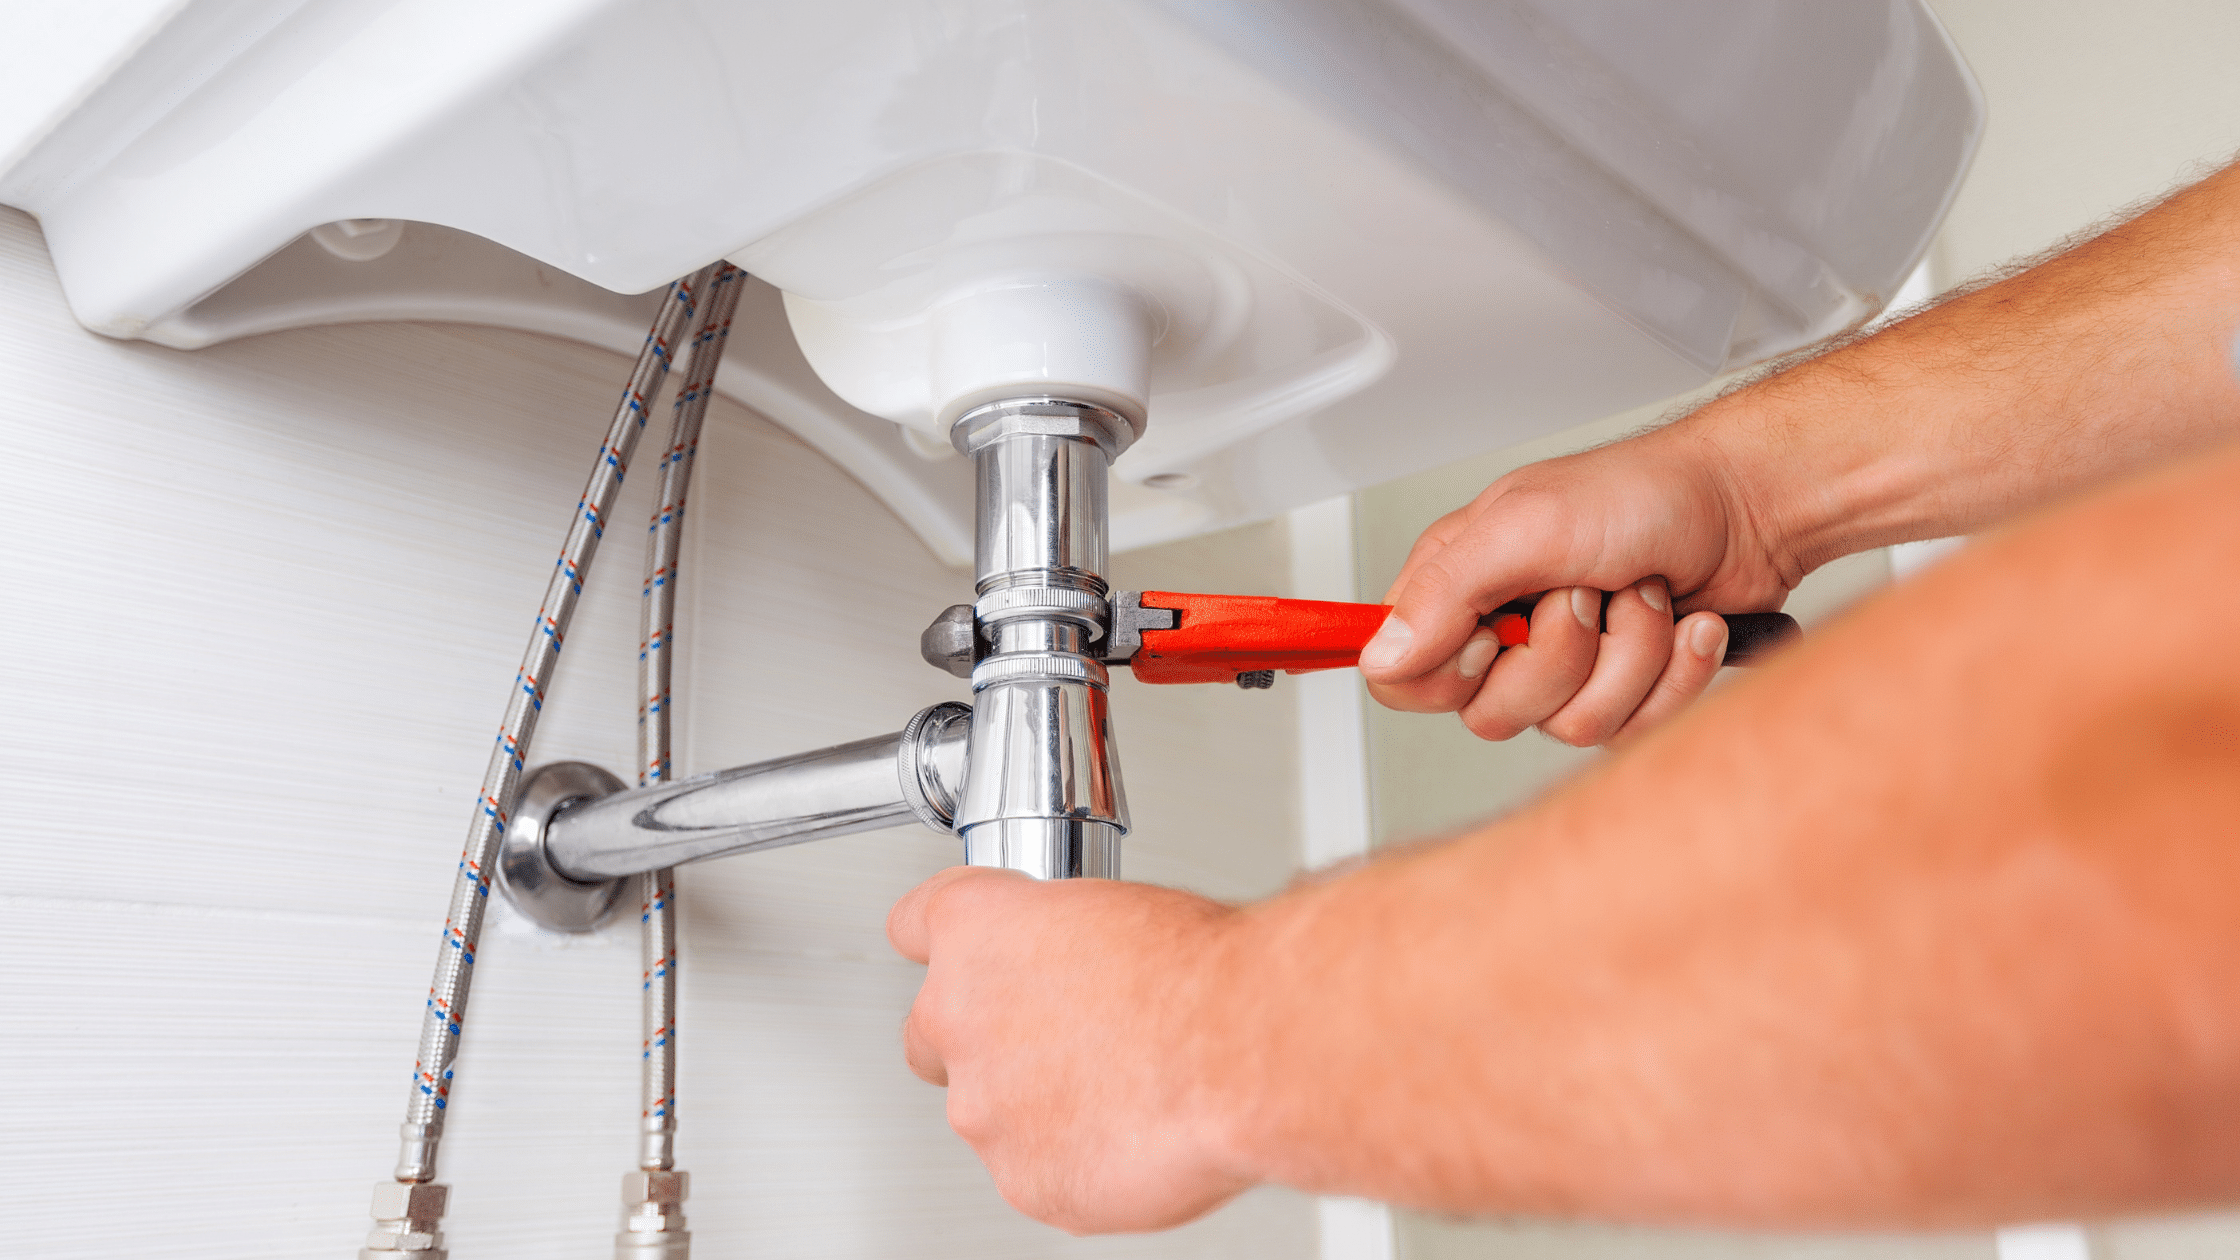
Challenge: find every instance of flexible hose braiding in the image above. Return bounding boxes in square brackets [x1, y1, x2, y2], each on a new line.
[634, 264, 744, 1174]
[392, 265, 721, 1184]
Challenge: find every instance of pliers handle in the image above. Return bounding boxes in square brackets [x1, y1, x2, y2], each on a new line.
[1111, 591, 1800, 686]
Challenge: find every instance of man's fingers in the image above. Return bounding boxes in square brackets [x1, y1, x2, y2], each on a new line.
[1361, 543, 1536, 705]
[1365, 490, 1588, 686]
[892, 867, 1033, 1088]
[1540, 580, 1675, 747]
[888, 865, 973, 963]
[1457, 587, 1601, 741]
[1610, 611, 1729, 742]
[887, 865, 1024, 963]
[902, 1005, 949, 1085]
[1362, 625, 1504, 714]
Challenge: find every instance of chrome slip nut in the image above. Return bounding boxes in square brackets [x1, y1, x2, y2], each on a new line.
[948, 397, 1140, 459]
[360, 1179, 448, 1259]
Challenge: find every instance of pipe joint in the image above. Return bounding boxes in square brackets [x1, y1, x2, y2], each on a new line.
[359, 1180, 448, 1260]
[495, 704, 973, 933]
[950, 396, 1131, 878]
[948, 396, 1139, 461]
[615, 1170, 690, 1260]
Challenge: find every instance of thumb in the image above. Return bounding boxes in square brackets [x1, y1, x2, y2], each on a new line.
[1360, 556, 1533, 686]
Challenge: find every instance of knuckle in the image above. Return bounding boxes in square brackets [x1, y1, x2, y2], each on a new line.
[1628, 618, 1678, 663]
[1621, 675, 1697, 737]
[997, 1173, 1070, 1233]
[1652, 653, 1709, 703]
[1403, 554, 1466, 608]
[1459, 706, 1523, 743]
[1557, 643, 1600, 688]
[918, 967, 959, 1016]
[1367, 677, 1464, 714]
[925, 869, 1011, 925]
[1525, 631, 1598, 690]
[904, 1006, 939, 1054]
[1482, 484, 1573, 544]
[1537, 711, 1603, 748]
[947, 1089, 999, 1147]
[902, 1007, 938, 1058]
[904, 988, 953, 1050]
[905, 1041, 946, 1086]
[1646, 672, 1692, 708]
[922, 881, 972, 928]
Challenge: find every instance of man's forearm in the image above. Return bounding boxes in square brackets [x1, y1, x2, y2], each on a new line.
[1679, 160, 2240, 577]
[1210, 441, 2240, 1227]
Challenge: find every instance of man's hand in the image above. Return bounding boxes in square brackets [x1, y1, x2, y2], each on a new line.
[887, 867, 1254, 1234]
[880, 166, 2240, 1233]
[1360, 424, 1795, 745]
[1367, 160, 2240, 748]
[894, 443, 2240, 1233]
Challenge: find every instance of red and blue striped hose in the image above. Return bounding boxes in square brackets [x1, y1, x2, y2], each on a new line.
[634, 263, 744, 1176]
[394, 263, 724, 1185]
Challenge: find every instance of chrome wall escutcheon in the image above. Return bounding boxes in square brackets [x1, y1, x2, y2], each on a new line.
[498, 760, 632, 933]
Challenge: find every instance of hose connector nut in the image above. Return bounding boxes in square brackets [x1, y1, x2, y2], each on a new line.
[360, 1180, 448, 1260]
[616, 1169, 691, 1260]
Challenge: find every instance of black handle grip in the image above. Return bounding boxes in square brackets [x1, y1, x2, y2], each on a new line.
[1482, 599, 1801, 667]
[1716, 611, 1801, 666]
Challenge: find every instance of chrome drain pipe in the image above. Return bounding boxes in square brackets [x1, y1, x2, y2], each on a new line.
[478, 391, 1136, 1250]
[497, 395, 1144, 935]
[948, 398, 1137, 880]
[498, 702, 972, 930]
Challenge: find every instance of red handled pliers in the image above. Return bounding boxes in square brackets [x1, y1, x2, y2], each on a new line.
[1107, 591, 1800, 686]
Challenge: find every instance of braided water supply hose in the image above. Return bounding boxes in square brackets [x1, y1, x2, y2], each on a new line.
[361, 264, 723, 1260]
[617, 263, 744, 1259]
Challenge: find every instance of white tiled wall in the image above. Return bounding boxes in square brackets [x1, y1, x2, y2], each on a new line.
[0, 207, 1315, 1258]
